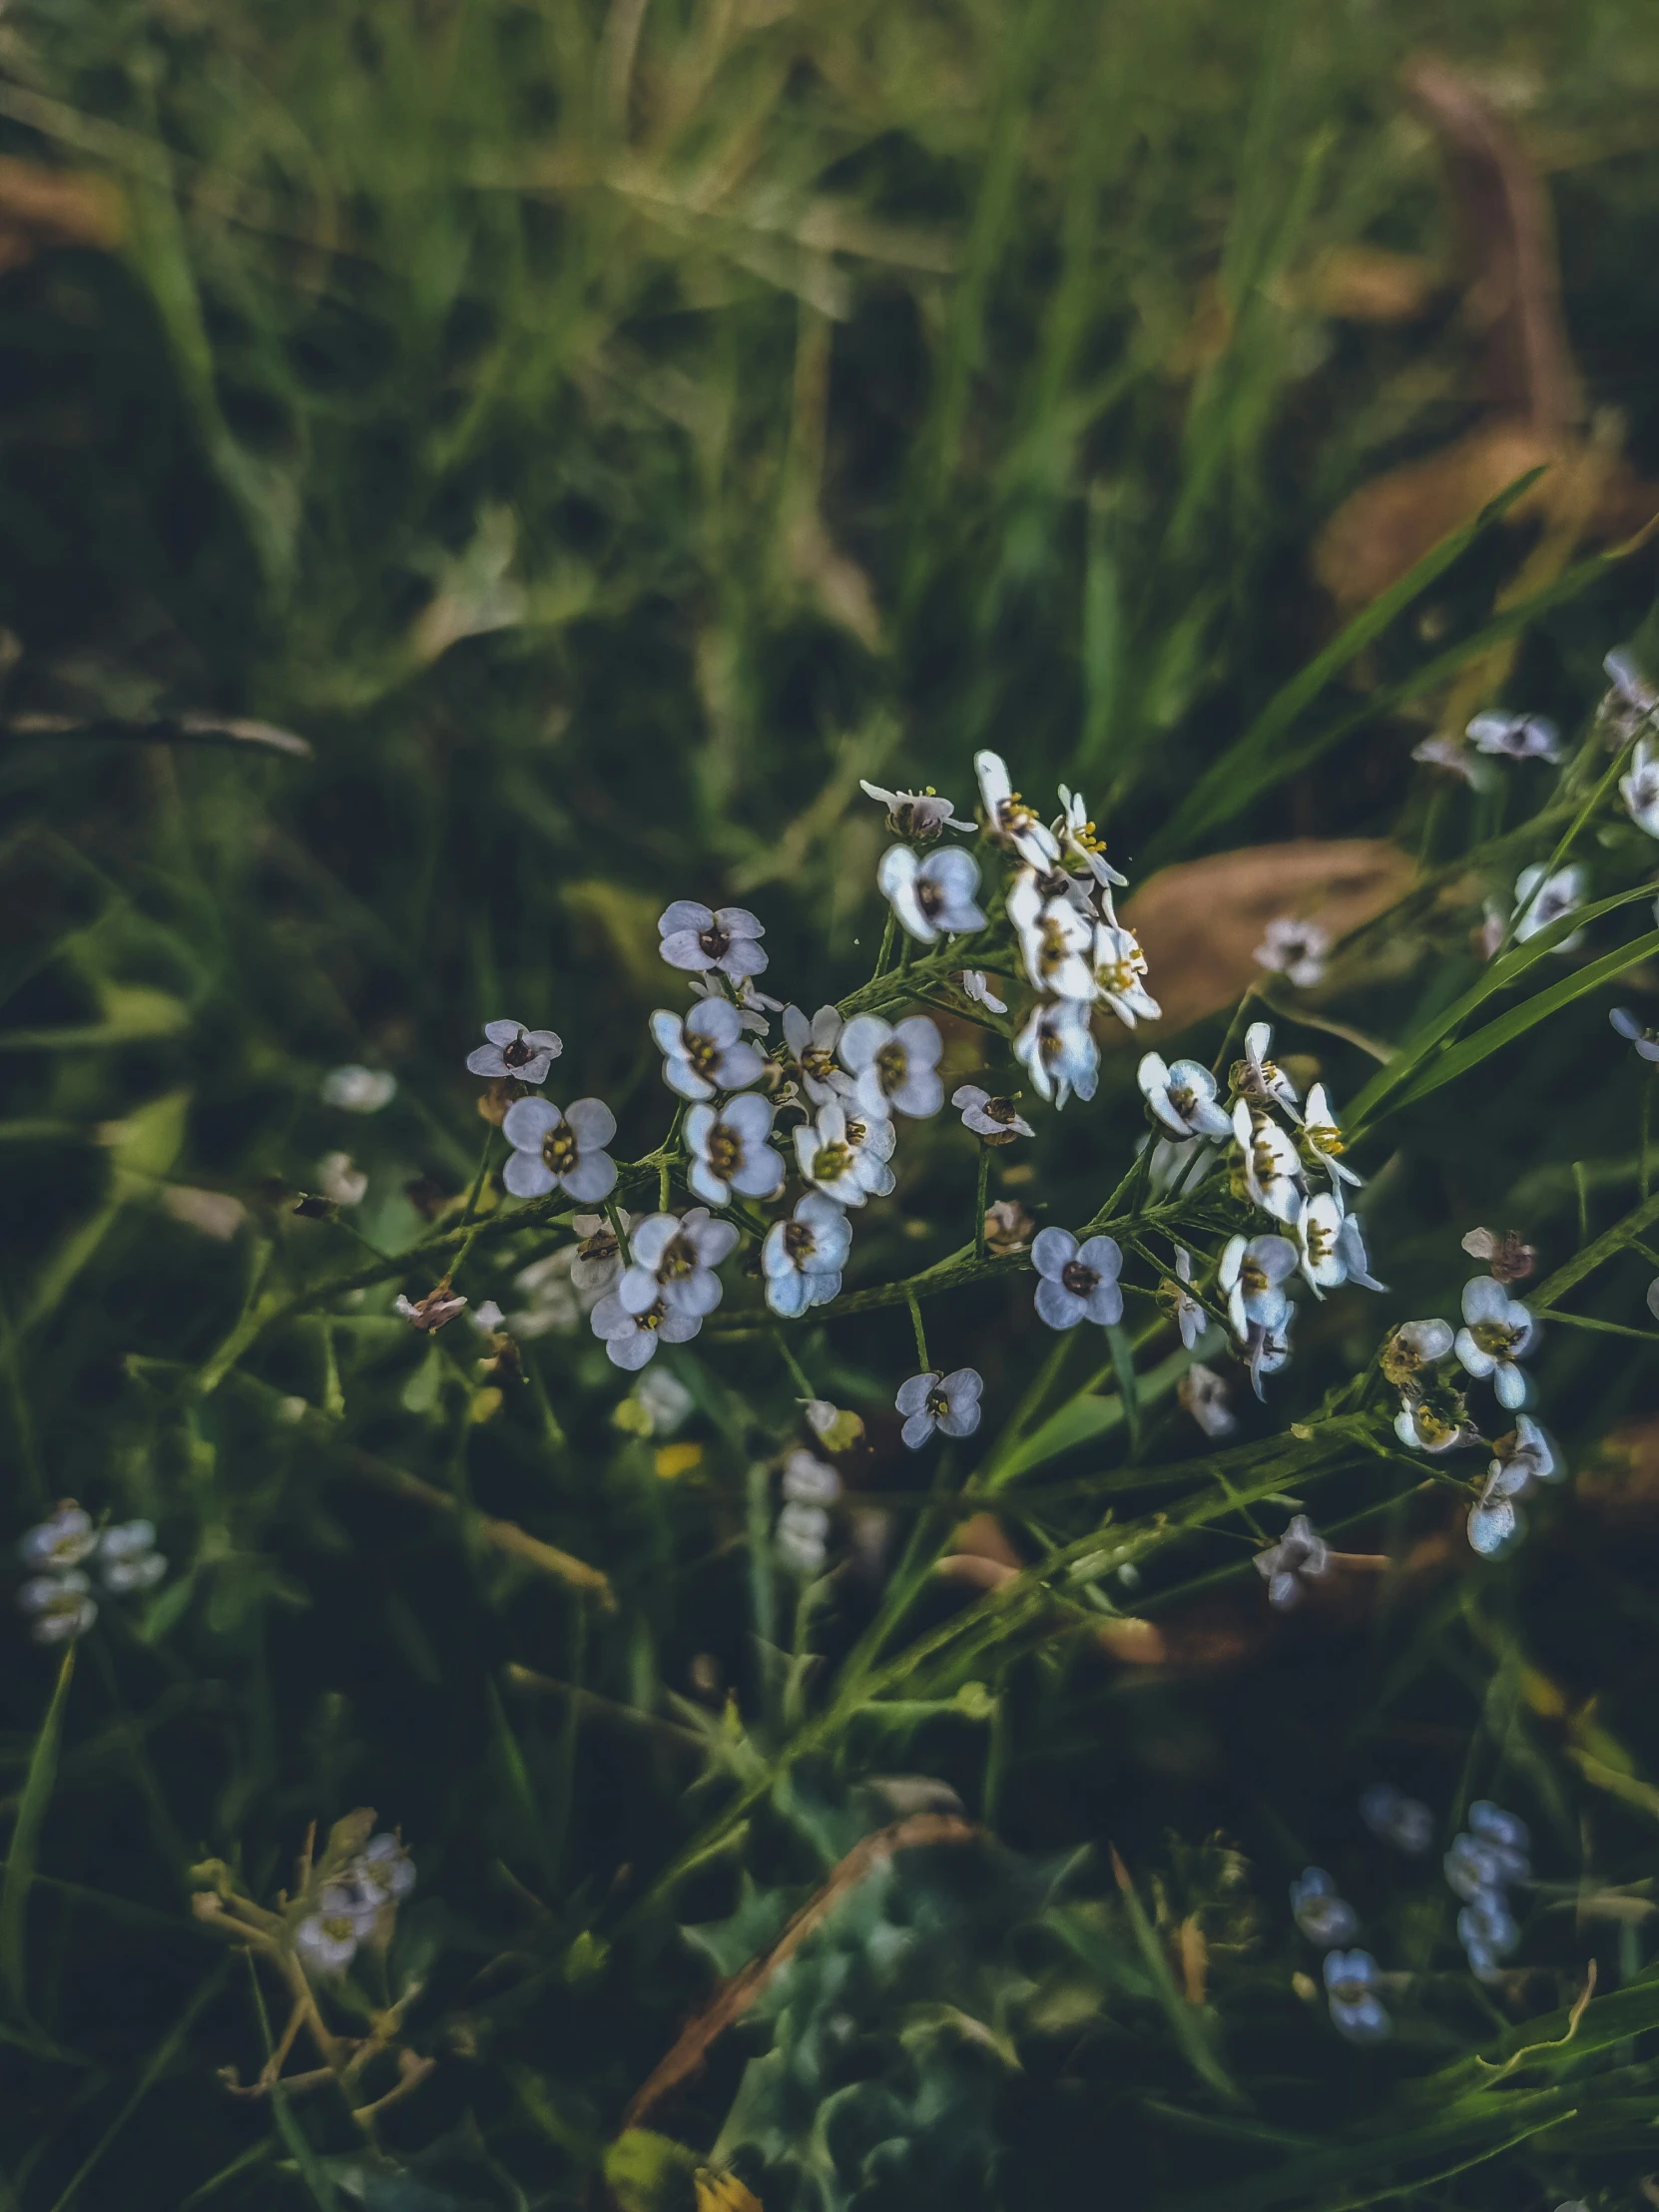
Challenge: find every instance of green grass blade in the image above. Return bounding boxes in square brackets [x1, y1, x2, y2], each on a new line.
[1109, 1849, 1248, 2109]
[0, 1645, 76, 2020]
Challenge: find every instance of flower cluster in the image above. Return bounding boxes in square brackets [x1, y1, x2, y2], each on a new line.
[15, 1504, 167, 1644]
[775, 1448, 841, 1576]
[1444, 1802, 1529, 1981]
[294, 1831, 416, 1976]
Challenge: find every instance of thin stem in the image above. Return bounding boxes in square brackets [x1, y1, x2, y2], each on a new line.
[772, 1329, 815, 1401]
[459, 1126, 495, 1228]
[872, 908, 896, 979]
[1500, 717, 1649, 953]
[1643, 1082, 1652, 1204]
[605, 1200, 634, 1269]
[906, 1292, 930, 1373]
[973, 1146, 991, 1261]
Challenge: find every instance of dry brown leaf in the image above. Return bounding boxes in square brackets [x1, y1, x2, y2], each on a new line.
[1120, 839, 1415, 1037]
[0, 156, 126, 275]
[1278, 245, 1439, 325]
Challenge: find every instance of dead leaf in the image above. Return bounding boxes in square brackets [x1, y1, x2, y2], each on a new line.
[1120, 839, 1415, 1036]
[1277, 245, 1439, 325]
[0, 156, 126, 276]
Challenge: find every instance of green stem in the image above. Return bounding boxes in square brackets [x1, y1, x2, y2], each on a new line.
[906, 1292, 930, 1373]
[873, 908, 896, 979]
[460, 1125, 495, 1227]
[604, 1200, 634, 1269]
[772, 1329, 815, 1400]
[973, 1146, 991, 1261]
[1501, 719, 1648, 953]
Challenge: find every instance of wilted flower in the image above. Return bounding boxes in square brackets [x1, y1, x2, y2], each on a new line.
[1620, 738, 1659, 838]
[763, 1192, 852, 1317]
[952, 1085, 1033, 1143]
[1610, 1006, 1659, 1062]
[1180, 1362, 1237, 1438]
[803, 1398, 864, 1452]
[958, 969, 1007, 1015]
[590, 1291, 703, 1370]
[1233, 1021, 1302, 1119]
[795, 1099, 895, 1205]
[99, 1520, 167, 1594]
[858, 781, 973, 840]
[1290, 1868, 1360, 1947]
[895, 1368, 984, 1450]
[465, 1019, 563, 1085]
[1394, 1380, 1481, 1454]
[1052, 784, 1128, 888]
[1359, 1783, 1433, 1857]
[974, 750, 1060, 866]
[1254, 1514, 1328, 1609]
[1233, 1101, 1304, 1225]
[1511, 862, 1585, 949]
[982, 1198, 1035, 1255]
[658, 900, 769, 981]
[618, 1209, 738, 1323]
[877, 844, 987, 942]
[1466, 711, 1561, 763]
[18, 1571, 97, 1644]
[295, 1884, 379, 1975]
[1090, 921, 1160, 1028]
[19, 1503, 97, 1573]
[1255, 916, 1330, 989]
[1455, 1277, 1536, 1409]
[650, 998, 766, 1101]
[1459, 1226, 1536, 1282]
[691, 972, 780, 1035]
[1008, 871, 1095, 1000]
[395, 1285, 468, 1332]
[1324, 1950, 1389, 2042]
[1031, 1227, 1124, 1331]
[1138, 1052, 1233, 1141]
[1300, 1084, 1362, 1198]
[840, 1013, 944, 1120]
[1015, 998, 1098, 1108]
[320, 1065, 397, 1113]
[317, 1152, 368, 1207]
[501, 1097, 618, 1204]
[686, 1094, 784, 1208]
[782, 1004, 852, 1104]
[1380, 1318, 1454, 1386]
[1218, 1233, 1296, 1338]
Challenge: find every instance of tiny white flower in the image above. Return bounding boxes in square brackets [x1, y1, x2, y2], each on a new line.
[1300, 1083, 1362, 1199]
[1467, 1414, 1559, 1556]
[1298, 1191, 1348, 1295]
[1393, 1382, 1481, 1454]
[1007, 870, 1095, 999]
[839, 1013, 944, 1120]
[951, 1085, 1034, 1142]
[1611, 1006, 1659, 1062]
[1359, 1784, 1434, 1857]
[1138, 1052, 1233, 1141]
[1246, 1307, 1296, 1398]
[783, 1004, 853, 1104]
[318, 1152, 368, 1208]
[470, 1301, 507, 1336]
[1234, 1021, 1302, 1119]
[776, 1500, 830, 1574]
[877, 844, 987, 942]
[691, 972, 780, 1035]
[1052, 785, 1128, 887]
[657, 900, 769, 980]
[19, 1503, 98, 1573]
[1511, 862, 1585, 949]
[1621, 738, 1659, 838]
[1381, 1317, 1454, 1384]
[1170, 1248, 1206, 1350]
[1014, 998, 1098, 1108]
[1335, 1211, 1385, 1291]
[1031, 1227, 1124, 1330]
[1218, 1233, 1296, 1339]
[320, 1065, 396, 1113]
[352, 1832, 417, 1905]
[1411, 734, 1482, 784]
[1254, 1514, 1328, 1609]
[1466, 712, 1561, 764]
[501, 1097, 618, 1204]
[894, 1367, 984, 1450]
[803, 1397, 864, 1449]
[1090, 920, 1160, 1028]
[1325, 1950, 1390, 2043]
[858, 781, 973, 840]
[1255, 916, 1330, 990]
[762, 1191, 852, 1316]
[98, 1520, 167, 1594]
[1291, 1867, 1361, 1948]
[958, 969, 1007, 1014]
[649, 997, 767, 1101]
[1180, 1362, 1236, 1438]
[1146, 1133, 1217, 1197]
[974, 751, 1060, 866]
[1454, 1276, 1536, 1408]
[465, 1019, 563, 1084]
[794, 1099, 894, 1206]
[634, 1365, 695, 1433]
[18, 1570, 97, 1643]
[618, 1208, 738, 1321]
[1606, 647, 1659, 717]
[590, 1291, 703, 1370]
[394, 1286, 468, 1331]
[295, 1884, 378, 1976]
[685, 1093, 785, 1208]
[1233, 1099, 1304, 1225]
[782, 1449, 841, 1504]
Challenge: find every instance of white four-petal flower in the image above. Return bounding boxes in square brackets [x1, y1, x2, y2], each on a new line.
[839, 1013, 944, 1119]
[877, 845, 987, 942]
[658, 900, 769, 979]
[1014, 998, 1098, 1108]
[501, 1097, 618, 1203]
[895, 1367, 984, 1449]
[1454, 1276, 1536, 1408]
[1031, 1227, 1124, 1330]
[974, 751, 1060, 865]
[1139, 1052, 1233, 1140]
[783, 1004, 852, 1104]
[466, 1019, 563, 1084]
[794, 1099, 895, 1206]
[649, 998, 766, 1101]
[617, 1208, 738, 1321]
[685, 1093, 785, 1208]
[762, 1192, 852, 1316]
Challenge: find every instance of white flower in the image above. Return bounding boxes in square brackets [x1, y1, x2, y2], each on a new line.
[1466, 712, 1561, 763]
[974, 751, 1060, 865]
[783, 1004, 853, 1104]
[1218, 1233, 1296, 1338]
[618, 1208, 738, 1321]
[501, 1097, 618, 1204]
[352, 1832, 417, 1906]
[18, 1570, 96, 1643]
[794, 1099, 894, 1206]
[1611, 1007, 1659, 1062]
[1031, 1227, 1123, 1330]
[1291, 1868, 1360, 1948]
[1007, 871, 1095, 1000]
[657, 900, 769, 980]
[1247, 1307, 1296, 1398]
[469, 1301, 506, 1334]
[1381, 1317, 1454, 1384]
[1393, 1382, 1481, 1454]
[99, 1520, 167, 1594]
[1412, 734, 1481, 784]
[1467, 1414, 1559, 1556]
[1455, 1276, 1536, 1409]
[1170, 1249, 1205, 1350]
[1254, 1514, 1328, 1609]
[959, 970, 1007, 1014]
[633, 1366, 694, 1433]
[858, 781, 973, 840]
[1053, 785, 1128, 887]
[1511, 862, 1586, 948]
[1233, 1100, 1304, 1225]
[1180, 1362, 1236, 1438]
[1300, 1084, 1362, 1199]
[776, 1501, 831, 1574]
[1254, 916, 1330, 989]
[951, 1085, 1033, 1142]
[1014, 998, 1098, 1108]
[839, 1013, 943, 1119]
[685, 1093, 784, 1207]
[465, 1019, 563, 1084]
[691, 972, 780, 1035]
[1359, 1784, 1433, 1857]
[1139, 1052, 1233, 1140]
[1090, 921, 1160, 1028]
[763, 1192, 852, 1317]
[1606, 647, 1659, 717]
[318, 1152, 368, 1208]
[895, 1367, 984, 1449]
[590, 1291, 703, 1370]
[1234, 1021, 1302, 1119]
[803, 1398, 864, 1450]
[19, 1503, 97, 1573]
[295, 1884, 378, 1976]
[649, 998, 767, 1101]
[1325, 1950, 1389, 2043]
[1146, 1133, 1217, 1197]
[320, 1065, 396, 1113]
[1621, 738, 1659, 838]
[877, 844, 987, 942]
[394, 1286, 468, 1331]
[783, 1449, 841, 1503]
[1335, 1212, 1385, 1292]
[1298, 1192, 1348, 1294]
